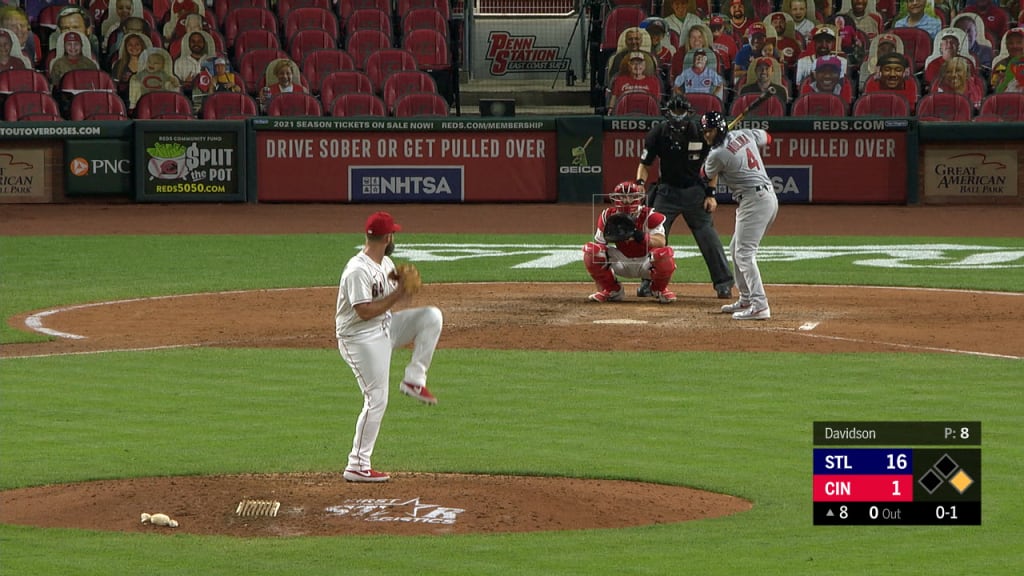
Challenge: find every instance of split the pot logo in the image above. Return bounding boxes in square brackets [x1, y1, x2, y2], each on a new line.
[325, 498, 465, 525]
[485, 32, 570, 75]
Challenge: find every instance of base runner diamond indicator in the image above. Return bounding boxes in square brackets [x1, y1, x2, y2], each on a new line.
[949, 470, 974, 494]
[918, 470, 943, 494]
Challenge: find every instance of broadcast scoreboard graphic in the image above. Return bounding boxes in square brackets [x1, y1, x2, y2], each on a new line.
[813, 422, 981, 525]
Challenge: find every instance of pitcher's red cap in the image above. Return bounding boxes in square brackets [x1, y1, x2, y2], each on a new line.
[365, 211, 401, 235]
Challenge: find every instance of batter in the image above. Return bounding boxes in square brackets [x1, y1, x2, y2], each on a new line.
[336, 211, 443, 482]
[699, 111, 779, 320]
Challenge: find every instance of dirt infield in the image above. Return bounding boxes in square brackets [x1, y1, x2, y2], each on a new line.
[2, 203, 1021, 536]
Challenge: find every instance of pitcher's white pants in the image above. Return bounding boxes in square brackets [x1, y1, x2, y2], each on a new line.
[730, 188, 778, 310]
[339, 306, 443, 471]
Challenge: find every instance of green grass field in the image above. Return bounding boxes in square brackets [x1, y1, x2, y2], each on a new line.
[1, 231, 1022, 575]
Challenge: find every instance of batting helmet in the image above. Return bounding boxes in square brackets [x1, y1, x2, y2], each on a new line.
[700, 111, 728, 146]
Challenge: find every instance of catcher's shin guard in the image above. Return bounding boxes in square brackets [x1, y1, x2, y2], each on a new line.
[648, 246, 677, 293]
[583, 242, 619, 291]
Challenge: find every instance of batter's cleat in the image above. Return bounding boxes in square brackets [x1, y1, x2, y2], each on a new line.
[588, 287, 625, 302]
[653, 290, 677, 304]
[343, 469, 391, 482]
[720, 300, 750, 314]
[400, 382, 438, 405]
[637, 279, 653, 297]
[732, 306, 771, 320]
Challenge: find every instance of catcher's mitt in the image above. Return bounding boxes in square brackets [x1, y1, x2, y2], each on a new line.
[603, 212, 636, 243]
[391, 263, 422, 296]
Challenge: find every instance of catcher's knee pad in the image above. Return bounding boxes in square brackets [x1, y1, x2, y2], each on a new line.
[649, 246, 676, 280]
[583, 242, 617, 287]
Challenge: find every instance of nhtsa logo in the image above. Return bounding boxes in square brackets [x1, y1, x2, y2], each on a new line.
[326, 498, 465, 525]
[387, 243, 1024, 270]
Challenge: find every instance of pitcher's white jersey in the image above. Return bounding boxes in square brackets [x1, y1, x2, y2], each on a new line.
[702, 128, 773, 195]
[335, 251, 397, 338]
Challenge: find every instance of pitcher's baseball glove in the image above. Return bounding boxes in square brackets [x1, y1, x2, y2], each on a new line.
[603, 213, 636, 243]
[392, 263, 422, 296]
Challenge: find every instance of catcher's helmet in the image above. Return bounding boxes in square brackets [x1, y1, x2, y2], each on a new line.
[609, 181, 646, 215]
[700, 110, 728, 146]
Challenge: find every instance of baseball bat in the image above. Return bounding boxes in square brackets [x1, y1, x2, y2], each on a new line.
[727, 86, 777, 130]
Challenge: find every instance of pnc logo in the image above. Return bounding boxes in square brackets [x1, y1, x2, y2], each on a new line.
[69, 157, 89, 177]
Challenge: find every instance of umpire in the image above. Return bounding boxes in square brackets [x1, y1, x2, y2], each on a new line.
[635, 94, 734, 299]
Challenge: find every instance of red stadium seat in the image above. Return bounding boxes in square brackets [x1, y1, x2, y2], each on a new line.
[338, 0, 393, 24]
[402, 28, 450, 70]
[392, 91, 449, 117]
[0, 69, 50, 94]
[133, 90, 194, 119]
[852, 93, 911, 117]
[4, 91, 62, 121]
[201, 91, 259, 119]
[283, 7, 341, 45]
[287, 29, 338, 64]
[320, 70, 374, 110]
[600, 6, 647, 51]
[346, 29, 392, 69]
[223, 7, 279, 47]
[382, 69, 437, 113]
[238, 48, 289, 96]
[396, 0, 450, 21]
[68, 91, 127, 121]
[729, 92, 786, 119]
[276, 0, 333, 21]
[685, 93, 724, 116]
[611, 92, 661, 116]
[978, 93, 1024, 122]
[790, 92, 847, 117]
[232, 29, 282, 66]
[215, 0, 271, 27]
[916, 92, 973, 121]
[345, 9, 393, 41]
[302, 49, 357, 95]
[330, 92, 387, 117]
[267, 92, 324, 116]
[365, 48, 419, 93]
[890, 27, 932, 75]
[401, 8, 448, 39]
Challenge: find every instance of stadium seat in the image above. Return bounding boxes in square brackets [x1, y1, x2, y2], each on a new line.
[267, 92, 324, 116]
[238, 48, 289, 96]
[971, 113, 1004, 122]
[392, 91, 449, 117]
[790, 92, 848, 117]
[287, 29, 338, 64]
[133, 91, 194, 119]
[916, 92, 973, 121]
[68, 91, 127, 121]
[978, 93, 1024, 122]
[0, 69, 50, 94]
[330, 92, 387, 116]
[401, 8, 448, 40]
[890, 27, 932, 76]
[729, 92, 786, 119]
[382, 69, 437, 113]
[302, 49, 357, 95]
[223, 7, 279, 48]
[320, 70, 375, 110]
[338, 0, 393, 24]
[402, 27, 450, 70]
[685, 93, 724, 116]
[600, 6, 647, 52]
[201, 91, 259, 119]
[276, 0, 333, 21]
[365, 48, 419, 94]
[611, 92, 661, 116]
[232, 29, 282, 66]
[346, 29, 392, 69]
[19, 112, 64, 121]
[345, 9, 393, 42]
[851, 93, 911, 117]
[4, 91, 62, 121]
[215, 0, 271, 26]
[283, 7, 341, 45]
[396, 0, 450, 21]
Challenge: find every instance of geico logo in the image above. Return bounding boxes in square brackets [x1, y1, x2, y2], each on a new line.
[559, 166, 603, 174]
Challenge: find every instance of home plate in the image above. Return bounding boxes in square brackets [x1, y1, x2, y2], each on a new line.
[594, 319, 649, 325]
[799, 322, 820, 331]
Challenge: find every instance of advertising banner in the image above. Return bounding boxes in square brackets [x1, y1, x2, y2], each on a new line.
[923, 149, 1019, 198]
[0, 148, 48, 203]
[471, 16, 582, 81]
[134, 121, 246, 202]
[602, 117, 660, 194]
[556, 116, 604, 203]
[255, 131, 556, 202]
[65, 140, 132, 196]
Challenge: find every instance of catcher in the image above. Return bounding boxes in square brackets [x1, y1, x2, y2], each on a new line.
[335, 211, 443, 483]
[584, 181, 678, 304]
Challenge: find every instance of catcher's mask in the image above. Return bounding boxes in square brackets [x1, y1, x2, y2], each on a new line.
[700, 110, 728, 147]
[609, 181, 645, 216]
[664, 94, 692, 127]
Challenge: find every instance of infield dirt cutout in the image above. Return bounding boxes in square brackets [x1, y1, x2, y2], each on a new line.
[2, 203, 1021, 536]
